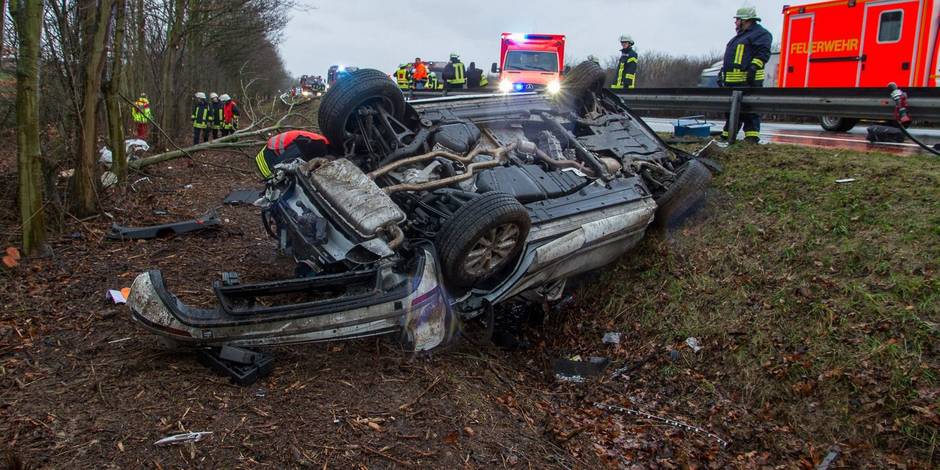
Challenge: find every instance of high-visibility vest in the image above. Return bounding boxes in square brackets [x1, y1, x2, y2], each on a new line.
[446, 62, 466, 85]
[210, 102, 224, 129]
[413, 63, 428, 81]
[131, 98, 152, 123]
[395, 67, 410, 89]
[222, 102, 239, 130]
[256, 131, 331, 178]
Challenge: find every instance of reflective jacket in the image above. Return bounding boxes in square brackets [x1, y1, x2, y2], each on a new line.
[412, 62, 428, 81]
[719, 23, 772, 86]
[131, 98, 152, 123]
[256, 130, 330, 178]
[191, 101, 211, 129]
[444, 60, 466, 85]
[611, 48, 638, 89]
[222, 101, 240, 129]
[395, 66, 410, 89]
[209, 101, 224, 129]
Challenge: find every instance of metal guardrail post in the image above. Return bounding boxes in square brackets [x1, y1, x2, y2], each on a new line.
[727, 90, 743, 144]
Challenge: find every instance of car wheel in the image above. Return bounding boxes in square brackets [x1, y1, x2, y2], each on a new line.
[318, 68, 406, 151]
[819, 116, 858, 132]
[436, 192, 531, 289]
[559, 60, 606, 111]
[654, 159, 712, 228]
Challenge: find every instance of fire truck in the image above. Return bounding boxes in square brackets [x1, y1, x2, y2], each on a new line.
[491, 33, 566, 94]
[779, 0, 940, 130]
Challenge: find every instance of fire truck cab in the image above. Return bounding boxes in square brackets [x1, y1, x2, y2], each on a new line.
[491, 33, 566, 94]
[779, 0, 940, 130]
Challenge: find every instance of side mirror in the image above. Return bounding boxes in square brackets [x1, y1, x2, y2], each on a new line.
[564, 65, 571, 74]
[491, 62, 499, 74]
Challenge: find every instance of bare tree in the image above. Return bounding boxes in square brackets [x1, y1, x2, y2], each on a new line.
[10, 0, 47, 254]
[104, 0, 127, 181]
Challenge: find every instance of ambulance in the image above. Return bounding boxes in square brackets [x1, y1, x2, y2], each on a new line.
[778, 0, 940, 130]
[491, 33, 566, 94]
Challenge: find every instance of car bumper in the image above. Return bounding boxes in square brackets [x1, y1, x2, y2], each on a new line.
[127, 247, 457, 351]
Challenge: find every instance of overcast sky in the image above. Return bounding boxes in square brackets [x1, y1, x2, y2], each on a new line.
[280, 0, 790, 78]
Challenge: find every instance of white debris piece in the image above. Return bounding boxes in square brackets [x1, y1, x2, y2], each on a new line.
[685, 337, 703, 353]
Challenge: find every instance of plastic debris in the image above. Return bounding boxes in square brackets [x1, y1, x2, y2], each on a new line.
[685, 337, 703, 353]
[553, 356, 610, 383]
[125, 138, 150, 154]
[98, 146, 113, 166]
[835, 178, 856, 184]
[101, 171, 118, 188]
[106, 288, 131, 304]
[602, 332, 621, 345]
[817, 446, 841, 470]
[154, 431, 213, 446]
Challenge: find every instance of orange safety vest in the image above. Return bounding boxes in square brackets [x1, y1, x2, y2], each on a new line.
[412, 62, 428, 81]
[266, 130, 330, 156]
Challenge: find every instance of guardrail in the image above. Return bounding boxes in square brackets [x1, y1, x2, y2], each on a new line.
[404, 86, 940, 143]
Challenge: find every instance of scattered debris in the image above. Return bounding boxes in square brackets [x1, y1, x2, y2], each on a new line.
[817, 446, 841, 470]
[101, 171, 118, 188]
[669, 350, 680, 362]
[553, 356, 610, 382]
[106, 288, 131, 304]
[98, 146, 113, 166]
[197, 345, 273, 386]
[153, 209, 169, 216]
[107, 337, 132, 344]
[224, 188, 264, 205]
[866, 125, 905, 143]
[685, 337, 703, 353]
[106, 211, 220, 240]
[3, 247, 21, 268]
[835, 178, 857, 184]
[602, 332, 621, 345]
[183, 184, 193, 189]
[125, 138, 150, 154]
[154, 431, 213, 447]
[59, 168, 75, 178]
[595, 403, 730, 448]
[130, 177, 151, 191]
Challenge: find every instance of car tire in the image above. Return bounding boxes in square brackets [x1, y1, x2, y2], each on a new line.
[654, 159, 712, 228]
[435, 192, 531, 289]
[819, 116, 858, 132]
[559, 60, 606, 111]
[318, 68, 405, 150]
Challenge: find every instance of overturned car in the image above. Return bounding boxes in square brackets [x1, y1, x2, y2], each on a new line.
[128, 62, 714, 351]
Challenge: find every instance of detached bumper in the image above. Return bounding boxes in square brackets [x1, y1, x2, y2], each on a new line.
[127, 248, 457, 351]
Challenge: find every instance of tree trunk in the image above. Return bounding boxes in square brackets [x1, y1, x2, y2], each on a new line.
[71, 0, 114, 216]
[105, 0, 127, 182]
[157, 0, 185, 147]
[10, 0, 47, 254]
[0, 0, 8, 59]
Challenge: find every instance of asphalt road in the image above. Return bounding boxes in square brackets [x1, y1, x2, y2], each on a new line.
[642, 117, 940, 156]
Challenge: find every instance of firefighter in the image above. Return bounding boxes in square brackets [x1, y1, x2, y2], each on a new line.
[587, 55, 600, 65]
[719, 6, 772, 144]
[611, 35, 638, 89]
[209, 92, 223, 140]
[220, 94, 240, 137]
[191, 92, 212, 145]
[130, 93, 153, 140]
[466, 62, 488, 89]
[395, 63, 411, 90]
[254, 130, 330, 180]
[412, 57, 428, 91]
[443, 52, 466, 94]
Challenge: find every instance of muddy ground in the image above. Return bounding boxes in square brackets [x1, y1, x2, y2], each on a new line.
[1, 141, 936, 469]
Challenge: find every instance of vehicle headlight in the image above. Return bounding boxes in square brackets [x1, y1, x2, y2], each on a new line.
[546, 80, 561, 94]
[498, 79, 513, 93]
[301, 91, 312, 96]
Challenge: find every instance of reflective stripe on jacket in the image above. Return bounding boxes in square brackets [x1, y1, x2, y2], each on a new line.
[445, 61, 466, 85]
[210, 102, 224, 129]
[131, 98, 152, 123]
[192, 102, 211, 129]
[611, 48, 638, 89]
[719, 23, 772, 86]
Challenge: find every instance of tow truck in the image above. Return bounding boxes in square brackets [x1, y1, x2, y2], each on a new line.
[491, 33, 566, 94]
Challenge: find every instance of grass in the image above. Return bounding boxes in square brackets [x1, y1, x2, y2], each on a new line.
[581, 142, 940, 461]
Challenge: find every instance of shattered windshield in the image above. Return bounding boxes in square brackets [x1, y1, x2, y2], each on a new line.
[504, 51, 559, 72]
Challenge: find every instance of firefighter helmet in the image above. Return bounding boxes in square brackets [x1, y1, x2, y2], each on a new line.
[734, 6, 760, 21]
[194, 92, 206, 99]
[209, 92, 219, 99]
[619, 34, 634, 45]
[450, 52, 459, 59]
[220, 94, 231, 102]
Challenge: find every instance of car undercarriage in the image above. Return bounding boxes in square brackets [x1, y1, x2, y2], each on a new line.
[128, 61, 714, 352]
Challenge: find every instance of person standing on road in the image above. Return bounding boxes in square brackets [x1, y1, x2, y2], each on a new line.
[611, 35, 638, 90]
[395, 63, 411, 90]
[191, 92, 212, 145]
[718, 6, 772, 144]
[466, 62, 488, 89]
[130, 93, 153, 140]
[443, 52, 466, 95]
